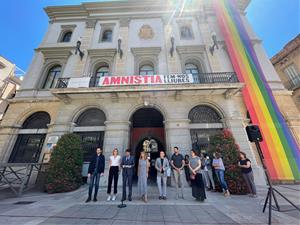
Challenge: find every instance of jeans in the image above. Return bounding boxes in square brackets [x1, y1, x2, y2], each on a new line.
[215, 169, 228, 191]
[203, 170, 215, 189]
[88, 172, 100, 198]
[107, 166, 119, 194]
[157, 174, 167, 197]
[242, 171, 256, 195]
[173, 169, 184, 197]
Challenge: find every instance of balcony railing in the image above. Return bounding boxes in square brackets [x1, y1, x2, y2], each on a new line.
[284, 77, 300, 90]
[55, 72, 239, 89]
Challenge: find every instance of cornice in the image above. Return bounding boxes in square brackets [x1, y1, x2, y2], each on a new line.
[176, 45, 206, 55]
[36, 46, 74, 60]
[87, 48, 117, 58]
[131, 47, 162, 56]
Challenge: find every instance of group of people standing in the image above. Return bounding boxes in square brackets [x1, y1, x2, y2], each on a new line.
[85, 146, 256, 203]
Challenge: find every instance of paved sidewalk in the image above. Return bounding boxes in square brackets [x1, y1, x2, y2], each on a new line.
[0, 184, 299, 225]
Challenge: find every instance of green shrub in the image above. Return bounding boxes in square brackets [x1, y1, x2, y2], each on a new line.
[208, 129, 248, 194]
[46, 133, 83, 193]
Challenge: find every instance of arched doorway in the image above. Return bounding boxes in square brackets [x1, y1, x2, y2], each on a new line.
[9, 111, 50, 163]
[130, 107, 165, 183]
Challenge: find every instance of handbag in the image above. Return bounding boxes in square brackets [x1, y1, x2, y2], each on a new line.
[166, 167, 171, 177]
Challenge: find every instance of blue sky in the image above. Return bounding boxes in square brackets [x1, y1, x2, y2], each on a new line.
[0, 0, 299, 72]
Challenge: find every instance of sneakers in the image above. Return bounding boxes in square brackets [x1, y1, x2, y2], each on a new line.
[107, 195, 112, 201]
[85, 197, 91, 203]
[224, 190, 230, 197]
[112, 195, 117, 201]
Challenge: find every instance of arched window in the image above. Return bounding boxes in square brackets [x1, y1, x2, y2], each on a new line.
[76, 108, 106, 127]
[189, 105, 222, 123]
[180, 26, 193, 39]
[139, 64, 154, 76]
[185, 63, 201, 83]
[9, 111, 51, 163]
[74, 108, 106, 162]
[42, 65, 62, 89]
[90, 64, 109, 87]
[189, 105, 223, 151]
[101, 30, 113, 42]
[61, 31, 72, 42]
[22, 112, 51, 129]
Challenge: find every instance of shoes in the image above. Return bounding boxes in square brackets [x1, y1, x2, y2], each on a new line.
[107, 195, 112, 201]
[162, 196, 167, 200]
[112, 195, 116, 201]
[159, 196, 163, 200]
[128, 197, 132, 201]
[93, 197, 97, 202]
[224, 190, 230, 197]
[181, 195, 184, 199]
[85, 197, 91, 203]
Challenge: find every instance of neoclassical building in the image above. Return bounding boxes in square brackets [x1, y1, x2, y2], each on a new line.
[1, 0, 299, 184]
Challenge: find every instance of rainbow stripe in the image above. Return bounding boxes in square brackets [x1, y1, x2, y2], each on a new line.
[213, 0, 300, 181]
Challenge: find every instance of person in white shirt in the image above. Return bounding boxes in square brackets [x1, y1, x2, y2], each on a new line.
[107, 148, 121, 201]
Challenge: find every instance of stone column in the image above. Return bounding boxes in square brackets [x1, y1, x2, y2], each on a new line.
[101, 120, 130, 187]
[73, 19, 97, 77]
[114, 18, 130, 75]
[163, 17, 181, 73]
[164, 119, 191, 156]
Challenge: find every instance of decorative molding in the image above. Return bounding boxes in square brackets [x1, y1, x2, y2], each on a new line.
[87, 48, 117, 58]
[176, 45, 206, 55]
[85, 19, 97, 28]
[138, 24, 155, 40]
[131, 47, 161, 56]
[60, 24, 77, 30]
[36, 47, 74, 61]
[119, 17, 130, 27]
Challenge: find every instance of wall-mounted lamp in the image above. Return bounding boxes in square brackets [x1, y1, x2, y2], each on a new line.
[170, 36, 175, 57]
[209, 32, 219, 56]
[75, 37, 84, 60]
[118, 37, 123, 59]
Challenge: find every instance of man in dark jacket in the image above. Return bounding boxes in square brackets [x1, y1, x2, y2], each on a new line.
[121, 149, 135, 201]
[85, 147, 105, 202]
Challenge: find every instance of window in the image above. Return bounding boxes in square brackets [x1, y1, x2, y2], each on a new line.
[180, 26, 194, 39]
[284, 64, 300, 82]
[9, 111, 50, 163]
[76, 108, 106, 127]
[42, 65, 62, 89]
[139, 65, 154, 75]
[61, 31, 72, 42]
[90, 65, 109, 87]
[101, 30, 113, 42]
[185, 63, 199, 83]
[189, 105, 222, 123]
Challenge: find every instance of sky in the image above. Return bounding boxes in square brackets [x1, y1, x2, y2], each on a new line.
[0, 0, 299, 73]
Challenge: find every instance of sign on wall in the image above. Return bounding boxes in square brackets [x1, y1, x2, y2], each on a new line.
[98, 74, 194, 86]
[68, 77, 91, 88]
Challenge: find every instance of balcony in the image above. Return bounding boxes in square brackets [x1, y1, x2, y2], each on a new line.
[51, 72, 243, 102]
[55, 72, 239, 89]
[284, 77, 300, 90]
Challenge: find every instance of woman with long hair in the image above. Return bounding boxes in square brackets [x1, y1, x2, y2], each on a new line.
[137, 151, 150, 203]
[212, 152, 230, 197]
[238, 151, 257, 197]
[107, 148, 121, 201]
[189, 150, 206, 201]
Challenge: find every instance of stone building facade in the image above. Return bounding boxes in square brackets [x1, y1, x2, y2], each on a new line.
[271, 34, 300, 112]
[0, 56, 22, 122]
[0, 0, 299, 185]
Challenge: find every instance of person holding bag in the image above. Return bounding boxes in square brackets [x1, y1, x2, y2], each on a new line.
[155, 151, 170, 200]
[189, 149, 206, 202]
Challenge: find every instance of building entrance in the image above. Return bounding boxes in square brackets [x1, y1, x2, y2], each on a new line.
[130, 107, 165, 183]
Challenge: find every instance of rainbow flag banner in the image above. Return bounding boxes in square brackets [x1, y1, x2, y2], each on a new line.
[213, 0, 300, 181]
